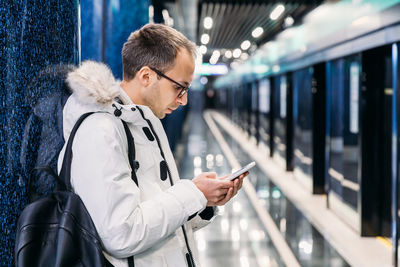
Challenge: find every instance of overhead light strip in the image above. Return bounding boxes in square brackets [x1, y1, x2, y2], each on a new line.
[270, 4, 285, 20]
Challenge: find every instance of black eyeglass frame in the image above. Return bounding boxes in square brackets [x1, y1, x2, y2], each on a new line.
[149, 67, 190, 98]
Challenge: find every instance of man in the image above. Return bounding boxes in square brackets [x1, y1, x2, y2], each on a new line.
[58, 23, 247, 267]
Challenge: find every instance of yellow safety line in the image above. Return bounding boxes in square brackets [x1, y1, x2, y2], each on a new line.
[377, 236, 392, 250]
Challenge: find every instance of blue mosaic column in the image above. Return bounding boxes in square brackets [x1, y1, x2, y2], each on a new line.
[0, 1, 79, 265]
[105, 0, 149, 79]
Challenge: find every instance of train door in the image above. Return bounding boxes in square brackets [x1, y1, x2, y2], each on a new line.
[292, 67, 314, 192]
[326, 55, 361, 233]
[361, 45, 393, 237]
[254, 82, 260, 145]
[250, 81, 259, 143]
[258, 78, 272, 156]
[215, 88, 226, 113]
[234, 85, 241, 126]
[287, 72, 294, 172]
[273, 73, 294, 171]
[238, 84, 246, 132]
[226, 87, 232, 118]
[244, 83, 252, 137]
[313, 63, 327, 194]
[393, 42, 400, 267]
[273, 75, 285, 167]
[270, 76, 275, 157]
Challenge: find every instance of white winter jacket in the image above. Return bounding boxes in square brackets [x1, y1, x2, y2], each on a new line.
[57, 61, 214, 267]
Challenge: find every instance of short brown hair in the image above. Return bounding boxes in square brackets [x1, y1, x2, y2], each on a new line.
[121, 23, 196, 81]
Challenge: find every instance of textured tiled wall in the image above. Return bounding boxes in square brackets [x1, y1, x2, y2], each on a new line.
[0, 1, 79, 265]
[1, 0, 148, 264]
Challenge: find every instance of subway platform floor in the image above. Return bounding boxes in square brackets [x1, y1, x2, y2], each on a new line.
[175, 109, 392, 267]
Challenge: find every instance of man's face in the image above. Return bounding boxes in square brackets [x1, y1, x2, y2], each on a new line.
[143, 49, 194, 119]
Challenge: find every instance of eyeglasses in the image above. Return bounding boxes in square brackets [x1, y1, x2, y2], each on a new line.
[149, 67, 190, 98]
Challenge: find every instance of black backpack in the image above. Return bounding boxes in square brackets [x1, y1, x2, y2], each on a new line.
[19, 65, 73, 202]
[15, 112, 137, 267]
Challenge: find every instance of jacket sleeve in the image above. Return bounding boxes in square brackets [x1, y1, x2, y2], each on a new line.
[188, 207, 217, 232]
[58, 114, 207, 258]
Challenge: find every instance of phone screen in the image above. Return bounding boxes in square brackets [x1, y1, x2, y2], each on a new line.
[225, 161, 256, 181]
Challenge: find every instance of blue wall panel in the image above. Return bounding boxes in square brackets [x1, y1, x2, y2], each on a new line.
[81, 0, 104, 61]
[0, 1, 79, 265]
[105, 0, 149, 79]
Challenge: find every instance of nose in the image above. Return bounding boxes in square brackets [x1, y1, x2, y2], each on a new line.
[177, 92, 188, 106]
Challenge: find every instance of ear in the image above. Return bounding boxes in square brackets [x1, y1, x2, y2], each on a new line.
[136, 66, 153, 87]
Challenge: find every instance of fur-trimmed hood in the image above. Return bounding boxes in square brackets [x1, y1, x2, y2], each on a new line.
[62, 60, 150, 138]
[67, 60, 121, 106]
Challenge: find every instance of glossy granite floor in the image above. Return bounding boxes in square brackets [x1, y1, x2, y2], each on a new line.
[175, 110, 349, 267]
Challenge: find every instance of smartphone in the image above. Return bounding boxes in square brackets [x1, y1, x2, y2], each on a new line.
[225, 161, 256, 181]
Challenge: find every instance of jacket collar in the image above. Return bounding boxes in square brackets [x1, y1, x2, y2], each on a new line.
[117, 84, 159, 122]
[67, 60, 158, 126]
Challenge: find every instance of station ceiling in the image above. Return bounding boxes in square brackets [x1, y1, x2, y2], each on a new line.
[197, 0, 321, 49]
[154, 0, 325, 65]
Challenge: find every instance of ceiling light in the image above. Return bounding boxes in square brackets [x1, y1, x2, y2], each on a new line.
[201, 34, 210, 45]
[166, 18, 174, 27]
[199, 45, 207, 54]
[270, 4, 285, 20]
[249, 44, 257, 53]
[225, 50, 232, 59]
[209, 57, 217, 65]
[272, 65, 280, 73]
[230, 61, 239, 69]
[232, 48, 241, 58]
[209, 50, 220, 65]
[284, 16, 294, 27]
[240, 53, 249, 60]
[254, 65, 269, 74]
[195, 53, 203, 65]
[162, 9, 170, 20]
[241, 40, 251, 50]
[204, 17, 213, 29]
[200, 76, 208, 85]
[212, 50, 220, 58]
[149, 5, 154, 23]
[252, 27, 264, 38]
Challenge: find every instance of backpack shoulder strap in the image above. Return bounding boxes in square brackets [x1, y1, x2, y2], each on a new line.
[59, 112, 96, 190]
[59, 112, 139, 189]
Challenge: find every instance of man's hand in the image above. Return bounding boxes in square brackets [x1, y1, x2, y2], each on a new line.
[192, 171, 249, 206]
[225, 171, 248, 199]
[193, 172, 233, 206]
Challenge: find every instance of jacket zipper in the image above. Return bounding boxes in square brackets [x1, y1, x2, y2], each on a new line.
[136, 107, 196, 267]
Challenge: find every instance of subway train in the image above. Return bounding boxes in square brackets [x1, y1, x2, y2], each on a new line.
[209, 1, 400, 265]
